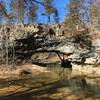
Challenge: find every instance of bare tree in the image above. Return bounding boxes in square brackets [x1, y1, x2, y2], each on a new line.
[11, 0, 25, 24]
[28, 2, 38, 23]
[63, 0, 86, 37]
[43, 0, 56, 23]
[88, 0, 100, 31]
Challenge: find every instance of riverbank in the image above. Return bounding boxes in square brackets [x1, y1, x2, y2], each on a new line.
[0, 64, 100, 100]
[0, 64, 49, 79]
[0, 63, 100, 79]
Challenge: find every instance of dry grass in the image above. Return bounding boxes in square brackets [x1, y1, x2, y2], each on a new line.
[0, 86, 29, 96]
[0, 64, 49, 79]
[0, 63, 100, 100]
[72, 64, 100, 78]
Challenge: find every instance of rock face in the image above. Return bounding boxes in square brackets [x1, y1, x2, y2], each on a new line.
[57, 44, 75, 54]
[0, 24, 64, 64]
[93, 39, 100, 52]
[0, 24, 99, 66]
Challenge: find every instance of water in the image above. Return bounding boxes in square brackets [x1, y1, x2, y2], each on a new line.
[0, 64, 100, 100]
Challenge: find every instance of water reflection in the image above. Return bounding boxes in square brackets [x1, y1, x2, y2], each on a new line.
[47, 63, 72, 80]
[47, 63, 100, 95]
[0, 64, 100, 100]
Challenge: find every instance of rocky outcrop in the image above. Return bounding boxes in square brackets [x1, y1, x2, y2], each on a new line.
[0, 24, 99, 66]
[0, 24, 64, 64]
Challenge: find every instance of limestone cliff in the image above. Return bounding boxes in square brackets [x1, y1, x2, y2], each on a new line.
[0, 24, 99, 66]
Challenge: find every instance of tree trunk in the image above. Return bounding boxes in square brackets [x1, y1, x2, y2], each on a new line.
[48, 16, 50, 24]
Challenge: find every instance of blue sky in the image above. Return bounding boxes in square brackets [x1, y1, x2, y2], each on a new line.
[53, 0, 69, 23]
[38, 0, 69, 23]
[3, 0, 69, 24]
